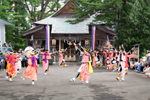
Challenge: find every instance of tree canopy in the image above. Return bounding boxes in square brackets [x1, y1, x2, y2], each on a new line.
[21, 0, 62, 22]
[0, 0, 62, 50]
[67, 0, 150, 57]
[0, 0, 30, 50]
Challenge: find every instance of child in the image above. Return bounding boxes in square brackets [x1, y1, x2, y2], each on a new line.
[103, 50, 111, 69]
[59, 48, 67, 67]
[112, 57, 118, 71]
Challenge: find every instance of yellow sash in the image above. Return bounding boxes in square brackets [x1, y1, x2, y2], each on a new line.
[79, 73, 81, 80]
[7, 63, 10, 69]
[89, 55, 93, 73]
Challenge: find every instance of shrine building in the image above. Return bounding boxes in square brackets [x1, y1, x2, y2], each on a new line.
[21, 1, 116, 61]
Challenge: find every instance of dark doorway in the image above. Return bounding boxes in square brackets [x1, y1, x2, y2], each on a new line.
[64, 41, 69, 49]
[41, 40, 46, 49]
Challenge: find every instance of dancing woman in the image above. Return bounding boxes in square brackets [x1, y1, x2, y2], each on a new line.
[22, 51, 38, 85]
[40, 50, 53, 74]
[70, 44, 93, 84]
[4, 51, 17, 81]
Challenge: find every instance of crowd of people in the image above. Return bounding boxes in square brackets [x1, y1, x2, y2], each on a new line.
[70, 43, 134, 82]
[0, 47, 55, 85]
[0, 46, 69, 85]
[0, 49, 28, 71]
[71, 43, 150, 82]
[2, 41, 12, 47]
[130, 50, 150, 78]
[0, 42, 150, 85]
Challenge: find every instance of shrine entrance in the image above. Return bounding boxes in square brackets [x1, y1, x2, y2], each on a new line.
[63, 39, 76, 61]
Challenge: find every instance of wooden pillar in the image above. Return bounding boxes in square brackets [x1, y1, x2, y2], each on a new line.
[26, 37, 28, 46]
[62, 40, 64, 49]
[59, 37, 61, 51]
[99, 40, 100, 47]
[59, 37, 61, 62]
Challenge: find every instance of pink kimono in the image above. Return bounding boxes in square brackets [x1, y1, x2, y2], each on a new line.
[92, 52, 97, 67]
[80, 51, 90, 82]
[42, 53, 52, 71]
[22, 53, 38, 81]
[109, 51, 114, 70]
[59, 51, 63, 65]
[125, 54, 135, 68]
[15, 53, 22, 71]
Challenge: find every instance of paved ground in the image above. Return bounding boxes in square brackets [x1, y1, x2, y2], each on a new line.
[0, 62, 150, 100]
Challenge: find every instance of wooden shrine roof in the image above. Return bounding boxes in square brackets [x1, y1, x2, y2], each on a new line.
[33, 17, 105, 34]
[22, 25, 44, 36]
[21, 1, 116, 36]
[51, 1, 77, 17]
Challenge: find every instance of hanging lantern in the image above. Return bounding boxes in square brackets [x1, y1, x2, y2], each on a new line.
[52, 39, 56, 45]
[35, 40, 37, 44]
[30, 35, 33, 41]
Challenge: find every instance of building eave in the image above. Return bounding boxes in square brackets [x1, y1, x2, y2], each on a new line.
[21, 25, 45, 36]
[0, 18, 15, 26]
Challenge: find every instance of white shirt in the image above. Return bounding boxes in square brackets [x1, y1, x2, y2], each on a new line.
[134, 62, 140, 66]
[130, 61, 134, 66]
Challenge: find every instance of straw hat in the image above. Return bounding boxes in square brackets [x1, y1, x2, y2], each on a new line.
[10, 50, 13, 54]
[30, 51, 35, 55]
[45, 50, 48, 52]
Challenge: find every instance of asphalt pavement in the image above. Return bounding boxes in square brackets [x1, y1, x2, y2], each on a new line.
[0, 62, 150, 100]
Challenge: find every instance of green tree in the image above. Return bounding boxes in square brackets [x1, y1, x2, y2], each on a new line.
[0, 0, 63, 50]
[67, 0, 150, 57]
[0, 0, 30, 50]
[116, 0, 150, 57]
[66, 0, 122, 26]
[21, 0, 62, 22]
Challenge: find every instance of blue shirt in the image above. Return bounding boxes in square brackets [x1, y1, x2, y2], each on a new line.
[7, 43, 12, 47]
[36, 53, 40, 60]
[22, 56, 27, 61]
[0, 56, 2, 65]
